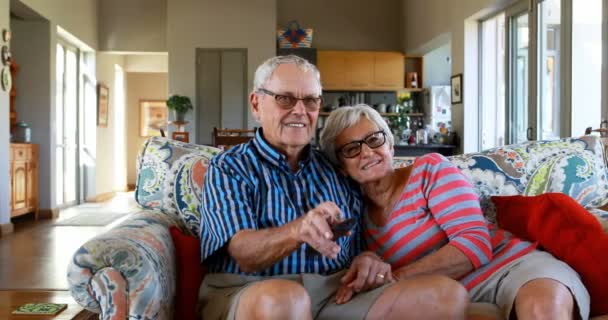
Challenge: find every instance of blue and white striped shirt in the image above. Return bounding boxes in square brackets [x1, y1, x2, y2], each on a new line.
[200, 129, 363, 275]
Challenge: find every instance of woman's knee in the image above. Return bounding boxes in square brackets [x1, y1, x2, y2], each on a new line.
[514, 278, 574, 320]
[386, 275, 469, 319]
[432, 275, 469, 310]
[238, 279, 311, 320]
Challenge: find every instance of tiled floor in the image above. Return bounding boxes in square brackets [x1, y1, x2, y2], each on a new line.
[0, 192, 138, 290]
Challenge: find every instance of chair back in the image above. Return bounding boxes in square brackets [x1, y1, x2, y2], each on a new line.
[213, 127, 256, 150]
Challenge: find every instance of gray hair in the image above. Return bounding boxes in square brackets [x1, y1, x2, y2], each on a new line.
[319, 104, 394, 166]
[253, 55, 322, 94]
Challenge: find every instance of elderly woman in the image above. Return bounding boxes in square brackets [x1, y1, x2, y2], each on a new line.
[319, 104, 590, 320]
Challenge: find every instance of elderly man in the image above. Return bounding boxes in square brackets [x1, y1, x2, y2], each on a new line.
[199, 55, 469, 320]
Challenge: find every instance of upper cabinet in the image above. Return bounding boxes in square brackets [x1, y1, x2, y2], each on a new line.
[317, 51, 347, 89]
[317, 50, 404, 91]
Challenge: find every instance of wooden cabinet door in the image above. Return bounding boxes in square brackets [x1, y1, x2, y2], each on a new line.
[373, 52, 404, 89]
[317, 51, 347, 90]
[346, 52, 374, 89]
[26, 160, 37, 210]
[12, 161, 27, 212]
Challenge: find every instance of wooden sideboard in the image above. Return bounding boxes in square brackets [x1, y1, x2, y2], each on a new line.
[10, 143, 38, 219]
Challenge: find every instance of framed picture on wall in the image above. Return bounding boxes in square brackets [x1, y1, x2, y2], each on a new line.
[451, 74, 463, 105]
[140, 100, 168, 137]
[97, 84, 109, 127]
[172, 131, 189, 143]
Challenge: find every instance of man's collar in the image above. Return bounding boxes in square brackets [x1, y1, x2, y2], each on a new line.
[253, 128, 313, 169]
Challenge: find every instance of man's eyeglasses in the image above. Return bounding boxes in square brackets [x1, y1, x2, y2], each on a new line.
[336, 130, 387, 159]
[257, 88, 322, 111]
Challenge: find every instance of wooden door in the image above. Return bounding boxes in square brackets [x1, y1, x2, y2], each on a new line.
[346, 52, 374, 89]
[317, 51, 347, 90]
[12, 161, 27, 213]
[374, 52, 405, 89]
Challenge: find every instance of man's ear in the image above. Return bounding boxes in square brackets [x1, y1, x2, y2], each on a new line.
[250, 92, 261, 121]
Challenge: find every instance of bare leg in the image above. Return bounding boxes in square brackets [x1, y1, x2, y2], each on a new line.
[512, 278, 575, 320]
[366, 275, 469, 320]
[236, 279, 312, 320]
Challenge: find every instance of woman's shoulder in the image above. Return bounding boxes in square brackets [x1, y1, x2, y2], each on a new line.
[411, 153, 450, 169]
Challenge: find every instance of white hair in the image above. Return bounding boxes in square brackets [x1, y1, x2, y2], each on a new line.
[253, 55, 322, 94]
[319, 104, 394, 166]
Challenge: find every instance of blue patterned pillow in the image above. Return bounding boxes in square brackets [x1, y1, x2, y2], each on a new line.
[135, 137, 222, 236]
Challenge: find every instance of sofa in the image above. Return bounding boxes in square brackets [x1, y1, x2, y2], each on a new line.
[67, 135, 608, 320]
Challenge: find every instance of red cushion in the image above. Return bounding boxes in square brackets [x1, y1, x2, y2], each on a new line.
[169, 226, 206, 320]
[492, 193, 608, 316]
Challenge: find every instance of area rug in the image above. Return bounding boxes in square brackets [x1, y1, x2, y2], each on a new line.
[54, 210, 132, 226]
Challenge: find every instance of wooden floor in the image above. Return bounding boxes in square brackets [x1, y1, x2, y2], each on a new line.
[0, 192, 138, 290]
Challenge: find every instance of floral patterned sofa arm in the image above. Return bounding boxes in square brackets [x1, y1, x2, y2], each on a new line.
[68, 137, 222, 319]
[67, 211, 183, 320]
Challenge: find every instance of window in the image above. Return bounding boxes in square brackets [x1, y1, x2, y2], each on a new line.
[479, 13, 506, 150]
[571, 0, 602, 135]
[477, 0, 605, 148]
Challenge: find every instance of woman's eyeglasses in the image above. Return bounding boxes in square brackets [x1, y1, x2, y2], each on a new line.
[336, 130, 387, 159]
[257, 88, 322, 111]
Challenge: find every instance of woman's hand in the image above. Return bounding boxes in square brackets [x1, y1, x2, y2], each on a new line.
[335, 251, 394, 304]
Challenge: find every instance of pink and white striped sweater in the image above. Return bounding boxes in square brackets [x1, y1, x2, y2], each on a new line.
[364, 153, 537, 289]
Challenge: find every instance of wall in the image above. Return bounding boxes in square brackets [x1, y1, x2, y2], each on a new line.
[423, 41, 451, 88]
[402, 0, 517, 152]
[125, 72, 168, 185]
[96, 53, 126, 195]
[125, 54, 168, 73]
[167, 0, 276, 141]
[0, 0, 10, 226]
[278, 0, 402, 51]
[98, 0, 166, 52]
[18, 0, 98, 49]
[10, 19, 54, 210]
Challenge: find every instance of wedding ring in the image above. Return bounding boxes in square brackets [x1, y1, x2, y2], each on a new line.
[376, 274, 385, 279]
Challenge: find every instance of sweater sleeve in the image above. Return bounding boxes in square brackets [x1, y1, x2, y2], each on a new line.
[419, 153, 492, 268]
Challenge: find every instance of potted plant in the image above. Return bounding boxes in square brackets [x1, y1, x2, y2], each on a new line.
[166, 94, 193, 122]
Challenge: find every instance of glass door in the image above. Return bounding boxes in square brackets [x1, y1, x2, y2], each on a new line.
[507, 8, 531, 143]
[55, 42, 80, 206]
[537, 0, 562, 140]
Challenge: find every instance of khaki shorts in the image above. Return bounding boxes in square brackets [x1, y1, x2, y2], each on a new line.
[198, 270, 393, 320]
[469, 250, 590, 320]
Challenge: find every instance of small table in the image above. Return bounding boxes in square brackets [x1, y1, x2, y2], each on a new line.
[0, 290, 88, 320]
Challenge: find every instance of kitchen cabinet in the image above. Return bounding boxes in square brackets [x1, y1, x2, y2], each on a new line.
[318, 50, 404, 91]
[345, 52, 374, 89]
[10, 143, 38, 219]
[374, 52, 405, 89]
[317, 51, 347, 89]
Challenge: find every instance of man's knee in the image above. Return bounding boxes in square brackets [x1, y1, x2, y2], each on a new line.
[237, 279, 311, 320]
[514, 278, 574, 320]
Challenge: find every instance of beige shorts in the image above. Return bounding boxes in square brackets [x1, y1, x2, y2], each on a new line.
[469, 250, 590, 320]
[198, 270, 393, 320]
